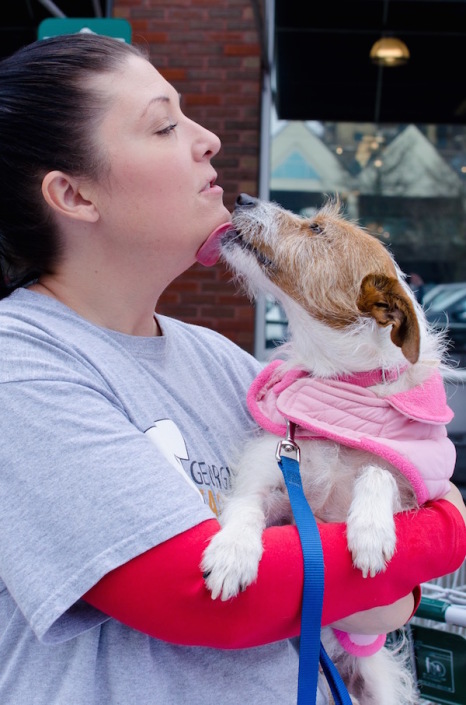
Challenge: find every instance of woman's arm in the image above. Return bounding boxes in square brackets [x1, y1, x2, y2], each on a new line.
[83, 494, 465, 649]
[332, 485, 466, 634]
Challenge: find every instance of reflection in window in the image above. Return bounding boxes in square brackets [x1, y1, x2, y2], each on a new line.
[265, 297, 288, 350]
[264, 116, 466, 368]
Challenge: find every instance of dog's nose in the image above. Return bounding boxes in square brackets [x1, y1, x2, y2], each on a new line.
[236, 193, 258, 208]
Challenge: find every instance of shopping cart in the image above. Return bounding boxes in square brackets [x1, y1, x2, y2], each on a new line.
[398, 562, 466, 705]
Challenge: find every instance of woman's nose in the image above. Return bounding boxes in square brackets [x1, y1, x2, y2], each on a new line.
[194, 123, 221, 160]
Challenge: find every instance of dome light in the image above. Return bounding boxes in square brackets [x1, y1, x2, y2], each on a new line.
[370, 37, 410, 67]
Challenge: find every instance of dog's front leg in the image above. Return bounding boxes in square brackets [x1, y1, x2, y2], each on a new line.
[202, 434, 280, 600]
[346, 466, 401, 578]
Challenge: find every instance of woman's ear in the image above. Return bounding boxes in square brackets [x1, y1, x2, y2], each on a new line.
[41, 170, 99, 223]
[357, 273, 421, 364]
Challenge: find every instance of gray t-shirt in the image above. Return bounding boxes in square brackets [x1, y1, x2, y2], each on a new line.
[0, 288, 328, 705]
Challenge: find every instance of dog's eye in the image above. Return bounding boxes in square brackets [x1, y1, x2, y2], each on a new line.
[309, 222, 323, 234]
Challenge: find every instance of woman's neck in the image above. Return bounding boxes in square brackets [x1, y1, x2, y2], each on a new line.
[29, 278, 162, 337]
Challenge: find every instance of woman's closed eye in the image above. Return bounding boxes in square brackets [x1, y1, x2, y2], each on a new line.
[156, 122, 178, 136]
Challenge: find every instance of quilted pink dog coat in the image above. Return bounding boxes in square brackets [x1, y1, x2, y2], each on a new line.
[247, 360, 456, 655]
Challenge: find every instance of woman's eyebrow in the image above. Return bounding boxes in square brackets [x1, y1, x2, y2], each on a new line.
[140, 93, 182, 120]
[140, 96, 170, 119]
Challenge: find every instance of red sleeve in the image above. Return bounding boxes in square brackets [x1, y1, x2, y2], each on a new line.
[83, 499, 465, 649]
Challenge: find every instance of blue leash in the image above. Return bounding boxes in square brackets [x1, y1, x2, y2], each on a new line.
[276, 423, 352, 705]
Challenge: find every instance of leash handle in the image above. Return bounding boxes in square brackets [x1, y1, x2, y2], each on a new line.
[278, 428, 352, 705]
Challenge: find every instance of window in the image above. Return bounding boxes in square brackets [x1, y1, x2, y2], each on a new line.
[258, 114, 466, 370]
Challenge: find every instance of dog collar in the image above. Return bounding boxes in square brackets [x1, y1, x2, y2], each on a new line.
[335, 366, 408, 387]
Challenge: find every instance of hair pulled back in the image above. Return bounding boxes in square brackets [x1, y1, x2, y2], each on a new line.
[0, 33, 145, 298]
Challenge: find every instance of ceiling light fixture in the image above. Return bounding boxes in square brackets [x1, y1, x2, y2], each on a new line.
[370, 36, 410, 67]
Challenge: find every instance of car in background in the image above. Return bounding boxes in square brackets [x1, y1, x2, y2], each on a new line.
[424, 283, 466, 368]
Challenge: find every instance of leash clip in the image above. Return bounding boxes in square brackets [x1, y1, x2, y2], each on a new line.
[275, 419, 301, 463]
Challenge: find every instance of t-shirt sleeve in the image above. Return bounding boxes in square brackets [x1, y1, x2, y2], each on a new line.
[0, 365, 213, 643]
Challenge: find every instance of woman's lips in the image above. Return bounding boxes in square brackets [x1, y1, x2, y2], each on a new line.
[196, 222, 233, 266]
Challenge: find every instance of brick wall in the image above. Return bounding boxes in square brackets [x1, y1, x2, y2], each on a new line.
[113, 0, 264, 353]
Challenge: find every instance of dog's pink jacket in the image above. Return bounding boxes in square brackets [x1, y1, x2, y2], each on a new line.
[248, 360, 456, 656]
[248, 360, 455, 505]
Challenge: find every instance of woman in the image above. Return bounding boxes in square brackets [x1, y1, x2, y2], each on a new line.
[0, 34, 464, 705]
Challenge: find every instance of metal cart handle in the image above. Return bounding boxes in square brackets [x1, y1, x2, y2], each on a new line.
[416, 597, 466, 628]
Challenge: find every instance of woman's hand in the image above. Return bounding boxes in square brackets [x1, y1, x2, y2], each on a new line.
[330, 593, 415, 635]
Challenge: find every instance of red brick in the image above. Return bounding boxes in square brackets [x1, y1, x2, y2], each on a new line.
[184, 94, 222, 106]
[159, 67, 188, 81]
[143, 32, 168, 43]
[128, 19, 149, 30]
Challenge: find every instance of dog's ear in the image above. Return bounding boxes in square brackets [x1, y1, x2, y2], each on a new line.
[357, 273, 420, 364]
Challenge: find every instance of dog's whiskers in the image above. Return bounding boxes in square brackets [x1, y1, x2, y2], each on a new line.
[223, 230, 274, 269]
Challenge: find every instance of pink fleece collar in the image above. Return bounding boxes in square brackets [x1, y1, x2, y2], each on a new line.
[248, 359, 453, 427]
[336, 366, 407, 387]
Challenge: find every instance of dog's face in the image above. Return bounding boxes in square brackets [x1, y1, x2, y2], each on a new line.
[220, 195, 420, 364]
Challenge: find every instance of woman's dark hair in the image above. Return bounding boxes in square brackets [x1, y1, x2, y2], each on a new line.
[0, 33, 146, 299]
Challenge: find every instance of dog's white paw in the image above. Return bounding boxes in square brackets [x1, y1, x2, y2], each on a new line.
[346, 516, 396, 578]
[346, 467, 400, 578]
[201, 525, 263, 601]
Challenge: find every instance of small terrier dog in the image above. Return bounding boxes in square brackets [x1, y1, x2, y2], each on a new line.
[199, 195, 456, 705]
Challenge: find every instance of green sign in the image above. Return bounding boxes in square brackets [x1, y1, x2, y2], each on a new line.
[412, 626, 466, 705]
[38, 18, 132, 43]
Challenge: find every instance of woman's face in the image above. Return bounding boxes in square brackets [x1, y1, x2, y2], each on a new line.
[88, 55, 230, 276]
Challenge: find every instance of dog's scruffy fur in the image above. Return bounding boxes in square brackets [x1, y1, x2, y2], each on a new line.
[201, 195, 451, 705]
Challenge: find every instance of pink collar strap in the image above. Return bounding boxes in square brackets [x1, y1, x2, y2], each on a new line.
[335, 366, 407, 387]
